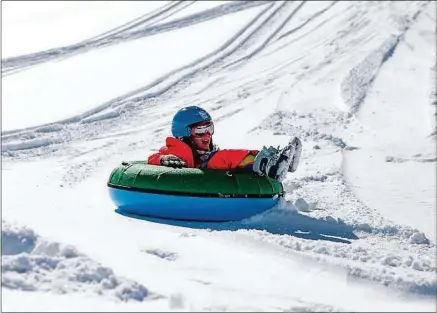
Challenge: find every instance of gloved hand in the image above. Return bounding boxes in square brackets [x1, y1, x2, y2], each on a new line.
[160, 154, 187, 168]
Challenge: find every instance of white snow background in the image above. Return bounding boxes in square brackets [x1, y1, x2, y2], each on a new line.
[2, 1, 436, 311]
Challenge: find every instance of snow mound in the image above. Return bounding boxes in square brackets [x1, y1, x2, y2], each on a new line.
[1, 220, 152, 302]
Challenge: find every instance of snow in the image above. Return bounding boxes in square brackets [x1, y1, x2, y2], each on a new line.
[2, 1, 436, 312]
[2, 3, 264, 131]
[343, 2, 437, 240]
[1, 1, 168, 58]
[157, 1, 233, 22]
[2, 221, 151, 302]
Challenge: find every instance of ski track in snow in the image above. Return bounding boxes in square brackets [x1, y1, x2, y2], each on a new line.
[340, 4, 426, 114]
[2, 0, 436, 308]
[1, 0, 269, 76]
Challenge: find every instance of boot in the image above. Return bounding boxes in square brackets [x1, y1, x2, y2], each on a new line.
[254, 144, 295, 181]
[288, 137, 302, 172]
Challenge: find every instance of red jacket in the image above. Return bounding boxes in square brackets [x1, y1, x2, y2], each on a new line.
[148, 137, 258, 169]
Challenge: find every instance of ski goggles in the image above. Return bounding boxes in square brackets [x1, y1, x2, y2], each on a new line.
[191, 122, 214, 137]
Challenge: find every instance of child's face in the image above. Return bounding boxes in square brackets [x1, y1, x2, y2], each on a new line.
[191, 132, 212, 151]
[190, 122, 214, 151]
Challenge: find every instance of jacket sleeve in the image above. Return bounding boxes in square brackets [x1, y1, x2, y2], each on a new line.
[207, 149, 258, 170]
[147, 152, 163, 165]
[147, 138, 195, 167]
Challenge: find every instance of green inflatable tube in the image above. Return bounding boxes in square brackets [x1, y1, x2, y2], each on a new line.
[108, 161, 284, 198]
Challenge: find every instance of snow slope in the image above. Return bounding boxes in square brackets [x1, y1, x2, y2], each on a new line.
[1, 1, 167, 58]
[2, 1, 436, 311]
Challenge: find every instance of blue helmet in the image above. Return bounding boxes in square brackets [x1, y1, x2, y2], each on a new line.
[171, 106, 212, 138]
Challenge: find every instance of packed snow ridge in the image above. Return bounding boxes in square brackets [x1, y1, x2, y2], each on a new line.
[2, 220, 155, 302]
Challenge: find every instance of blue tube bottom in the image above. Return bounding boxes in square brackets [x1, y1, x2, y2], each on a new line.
[109, 187, 280, 222]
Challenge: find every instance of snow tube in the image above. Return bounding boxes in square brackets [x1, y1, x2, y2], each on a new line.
[107, 161, 283, 222]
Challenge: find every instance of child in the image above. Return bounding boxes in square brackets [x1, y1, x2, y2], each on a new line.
[148, 106, 301, 181]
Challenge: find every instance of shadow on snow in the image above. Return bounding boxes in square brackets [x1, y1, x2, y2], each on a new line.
[115, 202, 358, 244]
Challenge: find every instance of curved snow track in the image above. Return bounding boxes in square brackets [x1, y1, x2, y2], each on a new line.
[1, 1, 268, 76]
[2, 1, 436, 311]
